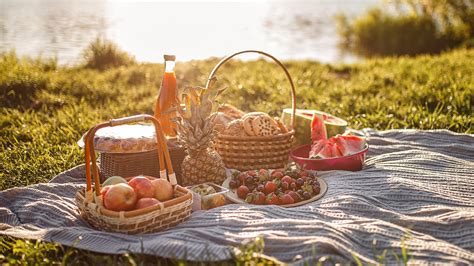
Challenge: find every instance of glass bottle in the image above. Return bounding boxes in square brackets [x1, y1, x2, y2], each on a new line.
[154, 54, 178, 137]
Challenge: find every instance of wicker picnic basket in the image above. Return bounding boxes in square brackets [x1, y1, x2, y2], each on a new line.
[75, 114, 192, 234]
[100, 142, 186, 185]
[210, 50, 296, 171]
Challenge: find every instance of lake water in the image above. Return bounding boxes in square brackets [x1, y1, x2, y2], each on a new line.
[0, 0, 379, 64]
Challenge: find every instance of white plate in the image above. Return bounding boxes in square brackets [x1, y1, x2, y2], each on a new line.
[222, 171, 328, 208]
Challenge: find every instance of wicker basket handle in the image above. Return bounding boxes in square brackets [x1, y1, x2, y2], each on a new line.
[84, 114, 177, 200]
[205, 50, 296, 129]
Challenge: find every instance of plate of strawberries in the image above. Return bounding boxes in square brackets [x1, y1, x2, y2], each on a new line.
[222, 164, 327, 207]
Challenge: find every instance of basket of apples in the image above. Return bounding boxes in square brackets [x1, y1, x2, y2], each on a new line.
[75, 115, 192, 234]
[223, 164, 327, 207]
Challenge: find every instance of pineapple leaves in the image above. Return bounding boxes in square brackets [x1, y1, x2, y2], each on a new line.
[216, 86, 227, 98]
[176, 77, 225, 152]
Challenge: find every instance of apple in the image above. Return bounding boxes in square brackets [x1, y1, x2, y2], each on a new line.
[93, 185, 111, 203]
[135, 198, 161, 210]
[151, 179, 174, 201]
[102, 176, 127, 187]
[100, 185, 111, 198]
[128, 175, 155, 199]
[103, 183, 137, 211]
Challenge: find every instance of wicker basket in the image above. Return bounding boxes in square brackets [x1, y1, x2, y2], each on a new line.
[76, 114, 192, 234]
[210, 50, 296, 171]
[100, 144, 186, 185]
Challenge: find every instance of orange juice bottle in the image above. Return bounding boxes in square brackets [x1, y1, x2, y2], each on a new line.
[154, 54, 178, 137]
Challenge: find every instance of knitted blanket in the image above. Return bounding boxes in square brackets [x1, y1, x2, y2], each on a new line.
[1, 129, 473, 264]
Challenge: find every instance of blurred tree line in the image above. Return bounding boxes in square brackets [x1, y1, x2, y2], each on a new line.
[336, 0, 474, 57]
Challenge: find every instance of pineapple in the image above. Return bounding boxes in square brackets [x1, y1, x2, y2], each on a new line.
[176, 78, 226, 186]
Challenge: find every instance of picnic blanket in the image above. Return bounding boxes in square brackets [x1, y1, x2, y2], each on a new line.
[1, 129, 473, 264]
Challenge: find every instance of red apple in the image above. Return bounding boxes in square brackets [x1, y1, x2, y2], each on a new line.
[128, 175, 155, 199]
[100, 185, 111, 198]
[103, 183, 137, 211]
[151, 179, 173, 201]
[135, 198, 161, 210]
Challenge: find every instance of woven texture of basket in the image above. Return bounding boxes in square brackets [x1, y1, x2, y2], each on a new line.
[76, 114, 192, 234]
[100, 145, 186, 185]
[210, 50, 296, 171]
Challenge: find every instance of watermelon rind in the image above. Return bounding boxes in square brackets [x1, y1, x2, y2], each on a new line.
[281, 108, 348, 146]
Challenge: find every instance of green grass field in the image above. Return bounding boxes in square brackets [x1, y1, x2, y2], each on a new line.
[0, 48, 473, 264]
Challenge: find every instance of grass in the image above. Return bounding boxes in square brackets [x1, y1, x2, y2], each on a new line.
[82, 38, 136, 71]
[0, 46, 473, 264]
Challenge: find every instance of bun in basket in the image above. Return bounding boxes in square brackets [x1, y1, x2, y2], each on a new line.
[251, 114, 279, 136]
[223, 119, 247, 136]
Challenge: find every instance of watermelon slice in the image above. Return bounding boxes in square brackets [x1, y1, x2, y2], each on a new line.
[309, 139, 327, 156]
[311, 113, 328, 142]
[309, 134, 366, 159]
[332, 134, 366, 156]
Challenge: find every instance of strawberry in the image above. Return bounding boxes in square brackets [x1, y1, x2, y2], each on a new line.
[281, 175, 293, 184]
[288, 191, 300, 202]
[280, 194, 295, 205]
[265, 192, 280, 205]
[247, 170, 257, 177]
[313, 185, 321, 195]
[253, 192, 266, 205]
[258, 169, 268, 176]
[237, 185, 250, 199]
[238, 172, 247, 184]
[299, 170, 309, 177]
[271, 170, 284, 179]
[259, 171, 270, 182]
[264, 181, 278, 194]
[290, 182, 297, 190]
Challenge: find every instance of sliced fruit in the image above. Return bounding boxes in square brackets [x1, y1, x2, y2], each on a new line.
[309, 134, 366, 159]
[332, 134, 366, 156]
[309, 139, 328, 158]
[281, 108, 348, 146]
[311, 113, 328, 142]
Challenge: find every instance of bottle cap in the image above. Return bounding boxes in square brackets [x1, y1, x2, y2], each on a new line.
[164, 54, 176, 61]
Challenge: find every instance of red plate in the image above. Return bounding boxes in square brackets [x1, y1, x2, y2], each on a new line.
[290, 144, 369, 171]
